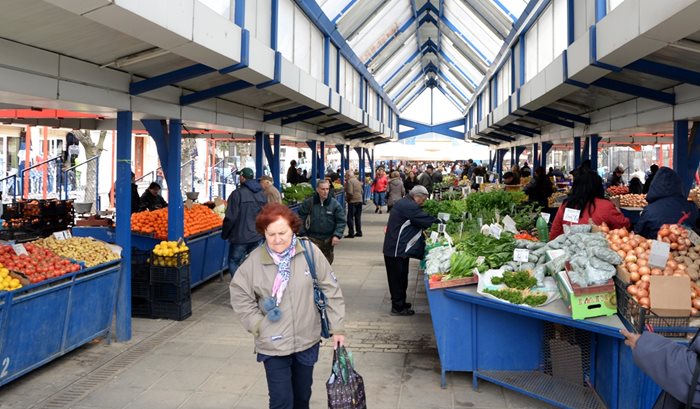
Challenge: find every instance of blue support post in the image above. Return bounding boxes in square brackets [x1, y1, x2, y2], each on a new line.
[336, 144, 346, 183]
[115, 111, 132, 342]
[595, 0, 606, 23]
[567, 0, 575, 45]
[255, 132, 264, 178]
[270, 0, 279, 50]
[519, 34, 525, 87]
[590, 135, 602, 171]
[273, 134, 281, 190]
[510, 147, 515, 168]
[514, 146, 525, 166]
[354, 146, 365, 191]
[307, 140, 317, 188]
[674, 120, 691, 196]
[582, 137, 590, 162]
[167, 120, 184, 241]
[323, 36, 330, 86]
[541, 142, 553, 170]
[496, 149, 507, 180]
[573, 136, 581, 169]
[533, 143, 540, 168]
[318, 141, 325, 180]
[235, 0, 245, 27]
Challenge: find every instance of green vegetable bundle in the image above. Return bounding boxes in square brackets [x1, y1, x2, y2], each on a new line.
[491, 270, 537, 290]
[282, 184, 315, 204]
[446, 252, 478, 279]
[455, 233, 515, 270]
[483, 288, 547, 307]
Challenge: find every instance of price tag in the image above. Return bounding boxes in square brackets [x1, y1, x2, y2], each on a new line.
[12, 244, 27, 256]
[688, 230, 700, 247]
[53, 232, 66, 240]
[494, 209, 501, 223]
[462, 212, 467, 220]
[477, 217, 483, 227]
[563, 208, 581, 223]
[462, 187, 469, 197]
[476, 176, 484, 184]
[649, 240, 670, 268]
[437, 223, 446, 233]
[490, 224, 502, 239]
[513, 248, 530, 263]
[437, 212, 451, 222]
[503, 215, 517, 233]
[540, 212, 551, 223]
[430, 231, 439, 242]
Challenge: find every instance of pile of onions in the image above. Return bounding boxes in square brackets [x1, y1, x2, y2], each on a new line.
[606, 227, 698, 316]
[658, 224, 691, 251]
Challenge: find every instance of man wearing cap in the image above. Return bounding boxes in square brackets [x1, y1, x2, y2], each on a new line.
[259, 175, 282, 204]
[382, 185, 440, 316]
[298, 179, 346, 264]
[417, 165, 435, 195]
[221, 168, 267, 277]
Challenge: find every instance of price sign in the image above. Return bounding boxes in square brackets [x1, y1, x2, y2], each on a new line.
[477, 217, 483, 227]
[476, 176, 484, 184]
[437, 212, 451, 222]
[430, 231, 439, 242]
[688, 229, 700, 247]
[503, 215, 517, 233]
[53, 232, 66, 240]
[540, 212, 551, 223]
[649, 240, 670, 268]
[462, 187, 469, 197]
[563, 208, 581, 223]
[461, 212, 467, 220]
[437, 223, 446, 233]
[490, 224, 502, 239]
[12, 244, 27, 256]
[513, 248, 530, 263]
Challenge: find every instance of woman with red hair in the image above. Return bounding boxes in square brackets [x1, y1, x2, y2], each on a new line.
[230, 203, 346, 409]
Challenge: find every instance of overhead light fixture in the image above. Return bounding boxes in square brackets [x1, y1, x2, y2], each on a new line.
[100, 48, 170, 69]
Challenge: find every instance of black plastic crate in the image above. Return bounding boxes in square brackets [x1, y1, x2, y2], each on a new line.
[151, 282, 191, 303]
[150, 265, 190, 286]
[131, 297, 152, 318]
[614, 277, 692, 337]
[152, 250, 190, 268]
[152, 300, 191, 321]
[131, 281, 151, 299]
[131, 248, 151, 282]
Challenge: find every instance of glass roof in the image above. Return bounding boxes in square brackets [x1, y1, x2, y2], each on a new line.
[316, 0, 528, 111]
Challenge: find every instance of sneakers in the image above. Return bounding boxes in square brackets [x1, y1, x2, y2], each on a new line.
[390, 308, 415, 316]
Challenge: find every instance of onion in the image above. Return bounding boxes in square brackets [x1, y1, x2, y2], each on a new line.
[667, 260, 678, 270]
[671, 243, 679, 250]
[627, 285, 639, 296]
[673, 273, 684, 277]
[640, 274, 651, 282]
[693, 299, 700, 310]
[628, 263, 639, 273]
[659, 228, 670, 237]
[611, 234, 620, 241]
[630, 239, 640, 248]
[669, 233, 678, 242]
[622, 244, 633, 252]
[617, 250, 627, 258]
[639, 297, 651, 308]
[629, 272, 641, 282]
[638, 266, 651, 276]
[638, 259, 648, 267]
[664, 268, 674, 276]
[611, 243, 621, 251]
[651, 268, 663, 276]
[635, 247, 645, 255]
[622, 237, 630, 243]
[678, 245, 687, 251]
[692, 307, 699, 316]
[619, 229, 629, 237]
[625, 255, 638, 263]
[638, 281, 650, 290]
[678, 264, 688, 271]
[638, 288, 649, 298]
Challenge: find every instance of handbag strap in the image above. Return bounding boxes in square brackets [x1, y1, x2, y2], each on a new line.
[300, 239, 317, 281]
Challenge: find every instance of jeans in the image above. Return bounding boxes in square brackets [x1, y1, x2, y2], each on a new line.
[228, 240, 264, 277]
[384, 255, 410, 310]
[262, 349, 316, 409]
[346, 202, 363, 236]
[373, 191, 386, 206]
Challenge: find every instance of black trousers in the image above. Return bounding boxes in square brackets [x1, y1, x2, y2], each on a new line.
[263, 355, 315, 409]
[346, 202, 363, 236]
[384, 255, 410, 310]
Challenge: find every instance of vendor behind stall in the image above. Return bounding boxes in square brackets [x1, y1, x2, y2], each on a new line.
[140, 182, 168, 211]
[607, 166, 625, 187]
[524, 167, 555, 209]
[502, 172, 519, 186]
[634, 167, 698, 239]
[550, 169, 629, 239]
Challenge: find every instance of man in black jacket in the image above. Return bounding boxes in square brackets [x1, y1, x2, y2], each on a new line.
[140, 182, 167, 211]
[382, 185, 439, 316]
[222, 168, 267, 277]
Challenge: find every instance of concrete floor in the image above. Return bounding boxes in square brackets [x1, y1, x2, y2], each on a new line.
[0, 205, 552, 409]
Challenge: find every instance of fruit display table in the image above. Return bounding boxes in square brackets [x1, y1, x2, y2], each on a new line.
[426, 279, 664, 409]
[0, 260, 120, 387]
[72, 227, 229, 288]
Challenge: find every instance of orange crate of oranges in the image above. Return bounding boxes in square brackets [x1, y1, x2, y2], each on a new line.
[131, 204, 223, 240]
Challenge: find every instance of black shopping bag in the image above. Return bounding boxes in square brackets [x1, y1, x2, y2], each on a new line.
[326, 347, 367, 409]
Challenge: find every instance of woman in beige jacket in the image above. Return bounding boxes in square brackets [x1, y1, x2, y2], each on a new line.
[230, 203, 345, 409]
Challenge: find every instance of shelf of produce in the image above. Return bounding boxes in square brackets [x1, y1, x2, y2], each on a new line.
[72, 227, 228, 288]
[426, 281, 664, 409]
[0, 261, 120, 387]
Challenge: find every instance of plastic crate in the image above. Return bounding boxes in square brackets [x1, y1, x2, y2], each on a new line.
[152, 300, 192, 321]
[151, 282, 191, 303]
[131, 297, 152, 318]
[131, 281, 151, 299]
[614, 277, 692, 337]
[151, 250, 190, 268]
[150, 265, 190, 286]
[131, 248, 151, 282]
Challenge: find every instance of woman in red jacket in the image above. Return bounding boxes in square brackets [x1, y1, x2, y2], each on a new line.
[372, 168, 389, 214]
[550, 169, 629, 239]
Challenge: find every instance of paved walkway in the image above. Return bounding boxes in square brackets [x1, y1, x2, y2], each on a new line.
[0, 205, 551, 409]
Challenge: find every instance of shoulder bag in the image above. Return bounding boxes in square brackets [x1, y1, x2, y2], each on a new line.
[300, 239, 331, 338]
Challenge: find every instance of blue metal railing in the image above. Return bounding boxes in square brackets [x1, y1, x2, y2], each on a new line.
[209, 159, 225, 201]
[63, 155, 99, 211]
[20, 156, 62, 200]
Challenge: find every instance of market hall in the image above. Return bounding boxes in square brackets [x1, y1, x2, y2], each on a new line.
[1, 0, 700, 408]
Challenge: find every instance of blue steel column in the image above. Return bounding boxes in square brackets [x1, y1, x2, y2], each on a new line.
[674, 120, 691, 196]
[590, 135, 602, 171]
[573, 136, 581, 169]
[582, 137, 590, 162]
[167, 120, 184, 241]
[595, 0, 607, 23]
[234, 0, 245, 27]
[533, 143, 540, 168]
[270, 0, 279, 50]
[541, 142, 553, 170]
[510, 147, 515, 168]
[115, 111, 132, 342]
[323, 36, 330, 86]
[354, 147, 365, 190]
[307, 141, 317, 188]
[273, 134, 281, 190]
[255, 131, 264, 178]
[496, 148, 505, 179]
[514, 146, 525, 166]
[318, 141, 325, 179]
[335, 144, 346, 183]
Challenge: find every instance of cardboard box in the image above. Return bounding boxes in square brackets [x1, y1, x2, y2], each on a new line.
[616, 264, 631, 283]
[556, 271, 617, 320]
[428, 275, 478, 289]
[649, 275, 691, 317]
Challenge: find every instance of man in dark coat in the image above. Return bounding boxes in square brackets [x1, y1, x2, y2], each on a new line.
[286, 160, 300, 184]
[643, 164, 659, 194]
[635, 167, 698, 239]
[382, 185, 439, 316]
[140, 182, 167, 211]
[222, 168, 267, 277]
[298, 179, 346, 264]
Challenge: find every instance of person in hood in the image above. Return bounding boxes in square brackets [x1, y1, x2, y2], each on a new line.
[621, 327, 700, 408]
[385, 171, 406, 212]
[635, 167, 698, 239]
[382, 186, 439, 316]
[298, 179, 346, 264]
[222, 168, 267, 277]
[643, 164, 659, 194]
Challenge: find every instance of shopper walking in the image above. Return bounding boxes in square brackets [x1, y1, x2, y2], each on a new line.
[386, 170, 405, 212]
[372, 168, 388, 213]
[404, 171, 418, 192]
[417, 165, 434, 195]
[344, 171, 363, 238]
[260, 175, 283, 204]
[222, 168, 268, 277]
[230, 203, 345, 409]
[383, 186, 439, 316]
[298, 180, 346, 264]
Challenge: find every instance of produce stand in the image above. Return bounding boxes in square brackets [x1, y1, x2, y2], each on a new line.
[72, 227, 228, 288]
[0, 260, 121, 387]
[426, 279, 663, 409]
